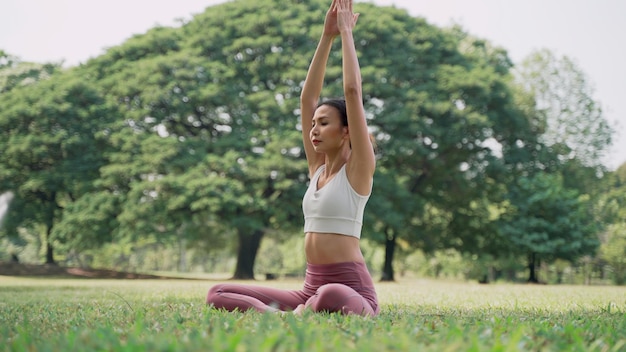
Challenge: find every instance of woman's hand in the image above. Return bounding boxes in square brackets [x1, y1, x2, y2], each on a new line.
[336, 0, 359, 33]
[323, 0, 340, 37]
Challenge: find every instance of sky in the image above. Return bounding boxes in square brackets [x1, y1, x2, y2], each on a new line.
[1, 0, 624, 170]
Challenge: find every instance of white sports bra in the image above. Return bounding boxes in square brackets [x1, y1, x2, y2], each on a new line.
[302, 164, 371, 238]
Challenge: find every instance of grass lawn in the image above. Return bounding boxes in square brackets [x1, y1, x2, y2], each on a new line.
[1, 276, 625, 351]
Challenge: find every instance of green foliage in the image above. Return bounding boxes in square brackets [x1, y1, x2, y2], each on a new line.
[596, 163, 626, 284]
[599, 224, 626, 285]
[498, 173, 600, 281]
[0, 0, 619, 282]
[345, 3, 540, 279]
[0, 71, 118, 263]
[67, 0, 317, 276]
[0, 51, 60, 93]
[515, 49, 614, 171]
[1, 278, 625, 351]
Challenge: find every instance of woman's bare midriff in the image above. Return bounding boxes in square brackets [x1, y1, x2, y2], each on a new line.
[305, 232, 365, 264]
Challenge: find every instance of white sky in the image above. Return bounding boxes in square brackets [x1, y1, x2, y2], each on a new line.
[1, 0, 624, 169]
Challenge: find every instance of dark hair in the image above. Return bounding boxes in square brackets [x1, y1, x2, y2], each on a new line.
[317, 98, 378, 153]
[317, 98, 348, 126]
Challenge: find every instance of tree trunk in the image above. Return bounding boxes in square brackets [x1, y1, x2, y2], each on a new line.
[45, 232, 55, 264]
[43, 192, 57, 265]
[44, 216, 56, 265]
[380, 228, 396, 282]
[233, 229, 264, 279]
[527, 252, 538, 283]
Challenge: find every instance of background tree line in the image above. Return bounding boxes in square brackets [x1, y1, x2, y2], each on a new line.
[1, 0, 622, 284]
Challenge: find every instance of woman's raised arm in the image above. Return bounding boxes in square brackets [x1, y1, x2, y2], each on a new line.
[337, 0, 375, 195]
[300, 0, 339, 177]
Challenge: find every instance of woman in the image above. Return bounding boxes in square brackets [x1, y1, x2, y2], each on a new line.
[206, 0, 379, 316]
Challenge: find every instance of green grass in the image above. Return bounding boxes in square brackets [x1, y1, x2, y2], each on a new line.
[1, 276, 625, 351]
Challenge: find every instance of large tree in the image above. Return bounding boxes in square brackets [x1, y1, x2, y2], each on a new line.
[6, 0, 536, 278]
[69, 1, 310, 278]
[0, 74, 115, 264]
[514, 49, 614, 193]
[498, 172, 599, 282]
[6, 1, 595, 281]
[356, 15, 539, 279]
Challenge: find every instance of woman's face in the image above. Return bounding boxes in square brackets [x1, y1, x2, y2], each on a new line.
[310, 105, 349, 152]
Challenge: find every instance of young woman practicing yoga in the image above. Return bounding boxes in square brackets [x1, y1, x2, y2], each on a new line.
[206, 0, 379, 316]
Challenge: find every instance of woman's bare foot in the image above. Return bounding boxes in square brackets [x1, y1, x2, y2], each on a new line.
[293, 304, 306, 315]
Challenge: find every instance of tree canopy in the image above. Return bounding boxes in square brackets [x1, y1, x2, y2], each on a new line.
[0, 72, 117, 263]
[0, 0, 615, 281]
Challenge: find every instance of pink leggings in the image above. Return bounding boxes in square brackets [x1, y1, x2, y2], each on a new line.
[206, 261, 379, 316]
